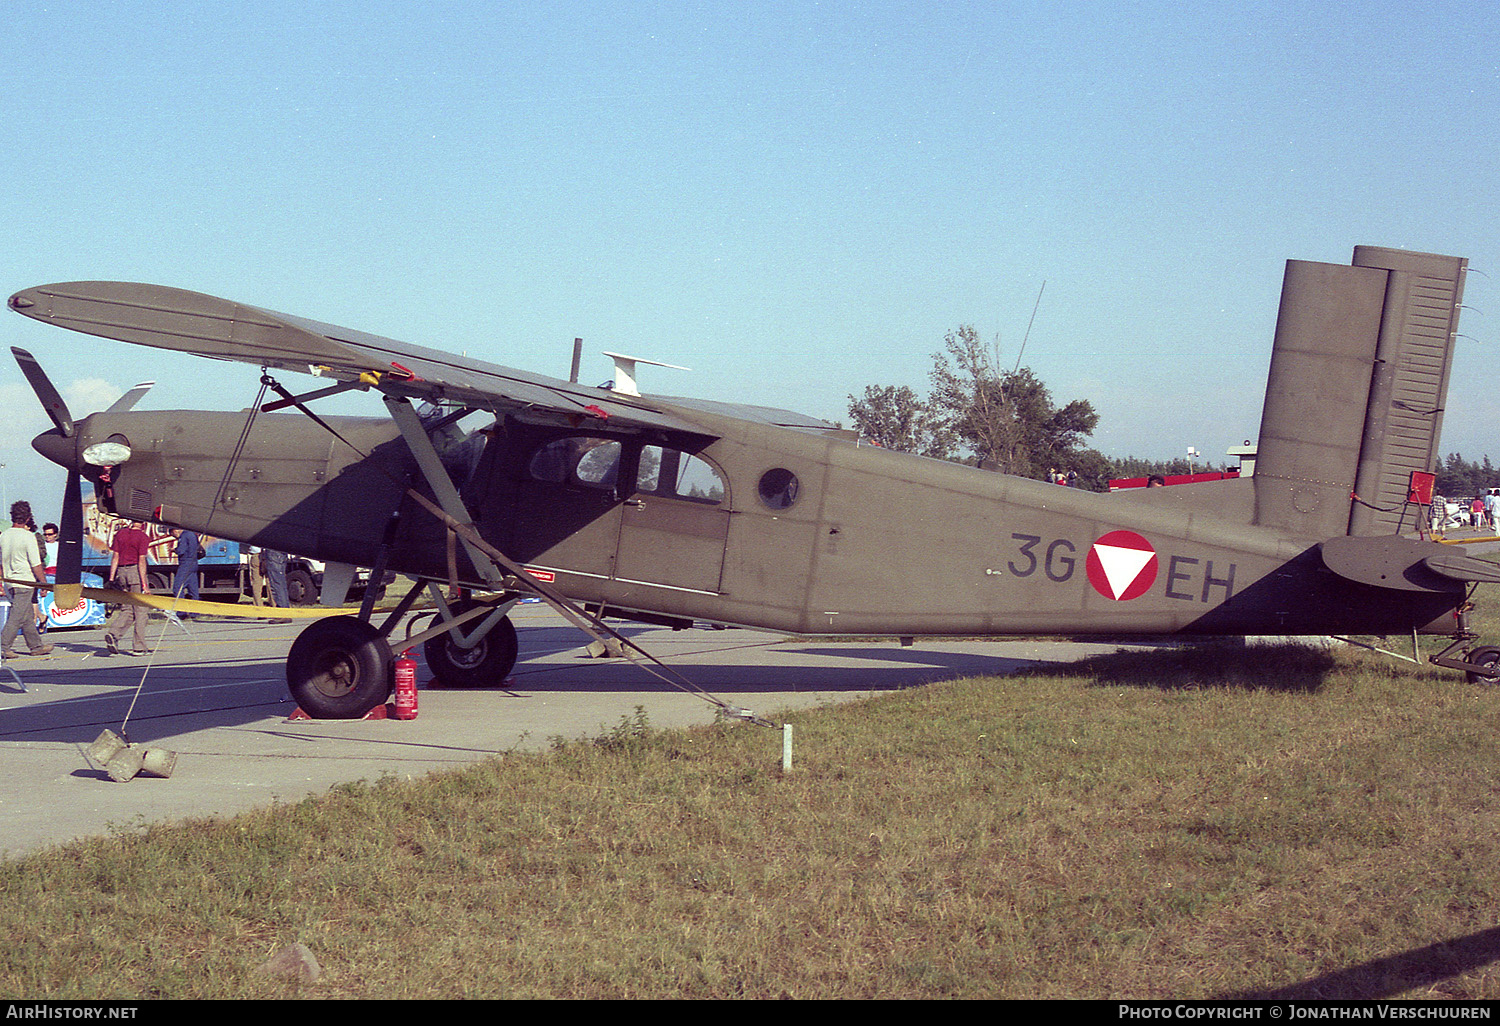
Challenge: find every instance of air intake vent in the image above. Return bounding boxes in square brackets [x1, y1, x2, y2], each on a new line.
[129, 488, 154, 517]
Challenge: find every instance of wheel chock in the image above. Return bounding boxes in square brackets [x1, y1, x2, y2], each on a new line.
[286, 704, 392, 722]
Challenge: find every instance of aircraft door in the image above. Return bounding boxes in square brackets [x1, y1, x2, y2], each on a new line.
[510, 436, 626, 582]
[614, 446, 729, 594]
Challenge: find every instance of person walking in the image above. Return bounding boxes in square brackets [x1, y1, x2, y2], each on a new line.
[171, 528, 202, 617]
[103, 519, 151, 655]
[1, 501, 53, 658]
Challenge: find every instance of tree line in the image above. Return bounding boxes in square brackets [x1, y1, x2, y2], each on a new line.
[846, 325, 1235, 492]
[1435, 454, 1500, 498]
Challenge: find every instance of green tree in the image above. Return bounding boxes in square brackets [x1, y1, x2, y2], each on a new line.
[927, 325, 1099, 479]
[848, 324, 1105, 486]
[844, 384, 954, 458]
[1436, 453, 1498, 497]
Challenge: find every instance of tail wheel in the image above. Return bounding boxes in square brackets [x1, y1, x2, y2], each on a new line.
[424, 606, 518, 689]
[1466, 646, 1500, 685]
[286, 615, 393, 718]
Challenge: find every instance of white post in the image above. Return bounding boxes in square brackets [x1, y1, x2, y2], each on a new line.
[782, 724, 793, 772]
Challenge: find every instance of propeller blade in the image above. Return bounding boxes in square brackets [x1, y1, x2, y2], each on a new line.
[11, 347, 74, 437]
[105, 381, 154, 414]
[53, 470, 83, 610]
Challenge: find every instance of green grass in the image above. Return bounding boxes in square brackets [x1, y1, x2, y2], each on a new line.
[2, 640, 1500, 999]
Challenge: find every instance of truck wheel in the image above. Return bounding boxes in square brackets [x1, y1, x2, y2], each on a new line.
[423, 608, 518, 688]
[286, 616, 392, 718]
[287, 567, 317, 606]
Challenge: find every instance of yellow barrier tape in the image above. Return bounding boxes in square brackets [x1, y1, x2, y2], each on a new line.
[4, 577, 421, 620]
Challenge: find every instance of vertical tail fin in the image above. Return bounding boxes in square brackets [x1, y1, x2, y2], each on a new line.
[1252, 246, 1467, 538]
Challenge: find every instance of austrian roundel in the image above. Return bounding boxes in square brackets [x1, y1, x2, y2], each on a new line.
[1085, 530, 1158, 601]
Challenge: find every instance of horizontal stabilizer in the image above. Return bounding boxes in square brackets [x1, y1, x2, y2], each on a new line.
[1320, 535, 1463, 593]
[1421, 552, 1500, 586]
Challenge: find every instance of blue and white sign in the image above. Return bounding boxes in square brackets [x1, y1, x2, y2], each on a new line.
[39, 571, 107, 628]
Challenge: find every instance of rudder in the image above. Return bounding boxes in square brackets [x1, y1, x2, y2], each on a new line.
[1252, 246, 1467, 538]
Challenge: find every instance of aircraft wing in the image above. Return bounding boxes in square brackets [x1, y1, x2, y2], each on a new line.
[8, 281, 717, 436]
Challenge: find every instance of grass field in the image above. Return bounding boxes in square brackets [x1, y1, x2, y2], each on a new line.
[1, 632, 1498, 999]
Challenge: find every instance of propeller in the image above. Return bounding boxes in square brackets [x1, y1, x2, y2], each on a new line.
[12, 346, 74, 437]
[10, 347, 151, 609]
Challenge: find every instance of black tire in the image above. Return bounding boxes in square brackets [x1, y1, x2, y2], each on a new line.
[286, 616, 393, 718]
[1466, 645, 1500, 685]
[286, 567, 317, 606]
[423, 607, 518, 689]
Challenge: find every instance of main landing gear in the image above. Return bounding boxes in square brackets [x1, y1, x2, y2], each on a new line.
[286, 616, 393, 719]
[420, 596, 519, 690]
[284, 586, 521, 719]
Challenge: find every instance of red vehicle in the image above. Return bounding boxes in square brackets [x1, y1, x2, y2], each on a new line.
[1108, 470, 1240, 491]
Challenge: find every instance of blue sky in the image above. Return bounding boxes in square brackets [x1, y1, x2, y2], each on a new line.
[2, 0, 1497, 508]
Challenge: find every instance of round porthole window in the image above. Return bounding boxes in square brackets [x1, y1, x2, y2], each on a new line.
[758, 468, 800, 510]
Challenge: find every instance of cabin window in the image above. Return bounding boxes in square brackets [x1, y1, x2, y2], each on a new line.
[575, 441, 621, 489]
[758, 468, 799, 510]
[638, 446, 726, 505]
[528, 437, 621, 491]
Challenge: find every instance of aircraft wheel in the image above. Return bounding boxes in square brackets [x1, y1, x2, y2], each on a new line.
[1465, 645, 1500, 685]
[286, 615, 393, 718]
[423, 609, 518, 689]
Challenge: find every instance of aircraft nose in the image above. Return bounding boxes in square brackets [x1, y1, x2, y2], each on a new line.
[31, 427, 78, 470]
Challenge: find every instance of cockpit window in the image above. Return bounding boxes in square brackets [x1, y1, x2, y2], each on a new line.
[418, 402, 492, 490]
[528, 439, 574, 483]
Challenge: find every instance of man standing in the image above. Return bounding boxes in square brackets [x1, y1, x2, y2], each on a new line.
[171, 528, 201, 616]
[2, 501, 53, 658]
[35, 522, 59, 633]
[103, 519, 151, 655]
[261, 549, 292, 624]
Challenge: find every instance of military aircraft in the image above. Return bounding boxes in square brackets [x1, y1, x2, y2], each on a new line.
[9, 243, 1500, 719]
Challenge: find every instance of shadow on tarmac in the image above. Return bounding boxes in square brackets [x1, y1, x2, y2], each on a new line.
[0, 622, 1044, 741]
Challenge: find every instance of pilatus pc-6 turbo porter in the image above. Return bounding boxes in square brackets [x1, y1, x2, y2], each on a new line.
[9, 244, 1500, 718]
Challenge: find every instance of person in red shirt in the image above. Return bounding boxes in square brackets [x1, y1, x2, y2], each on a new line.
[103, 519, 152, 655]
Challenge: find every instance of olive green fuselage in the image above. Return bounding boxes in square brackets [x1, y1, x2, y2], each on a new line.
[83, 403, 1461, 640]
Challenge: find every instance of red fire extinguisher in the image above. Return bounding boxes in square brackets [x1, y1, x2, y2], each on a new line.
[393, 651, 418, 720]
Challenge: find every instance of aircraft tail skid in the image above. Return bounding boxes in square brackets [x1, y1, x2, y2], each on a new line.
[1252, 246, 1467, 539]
